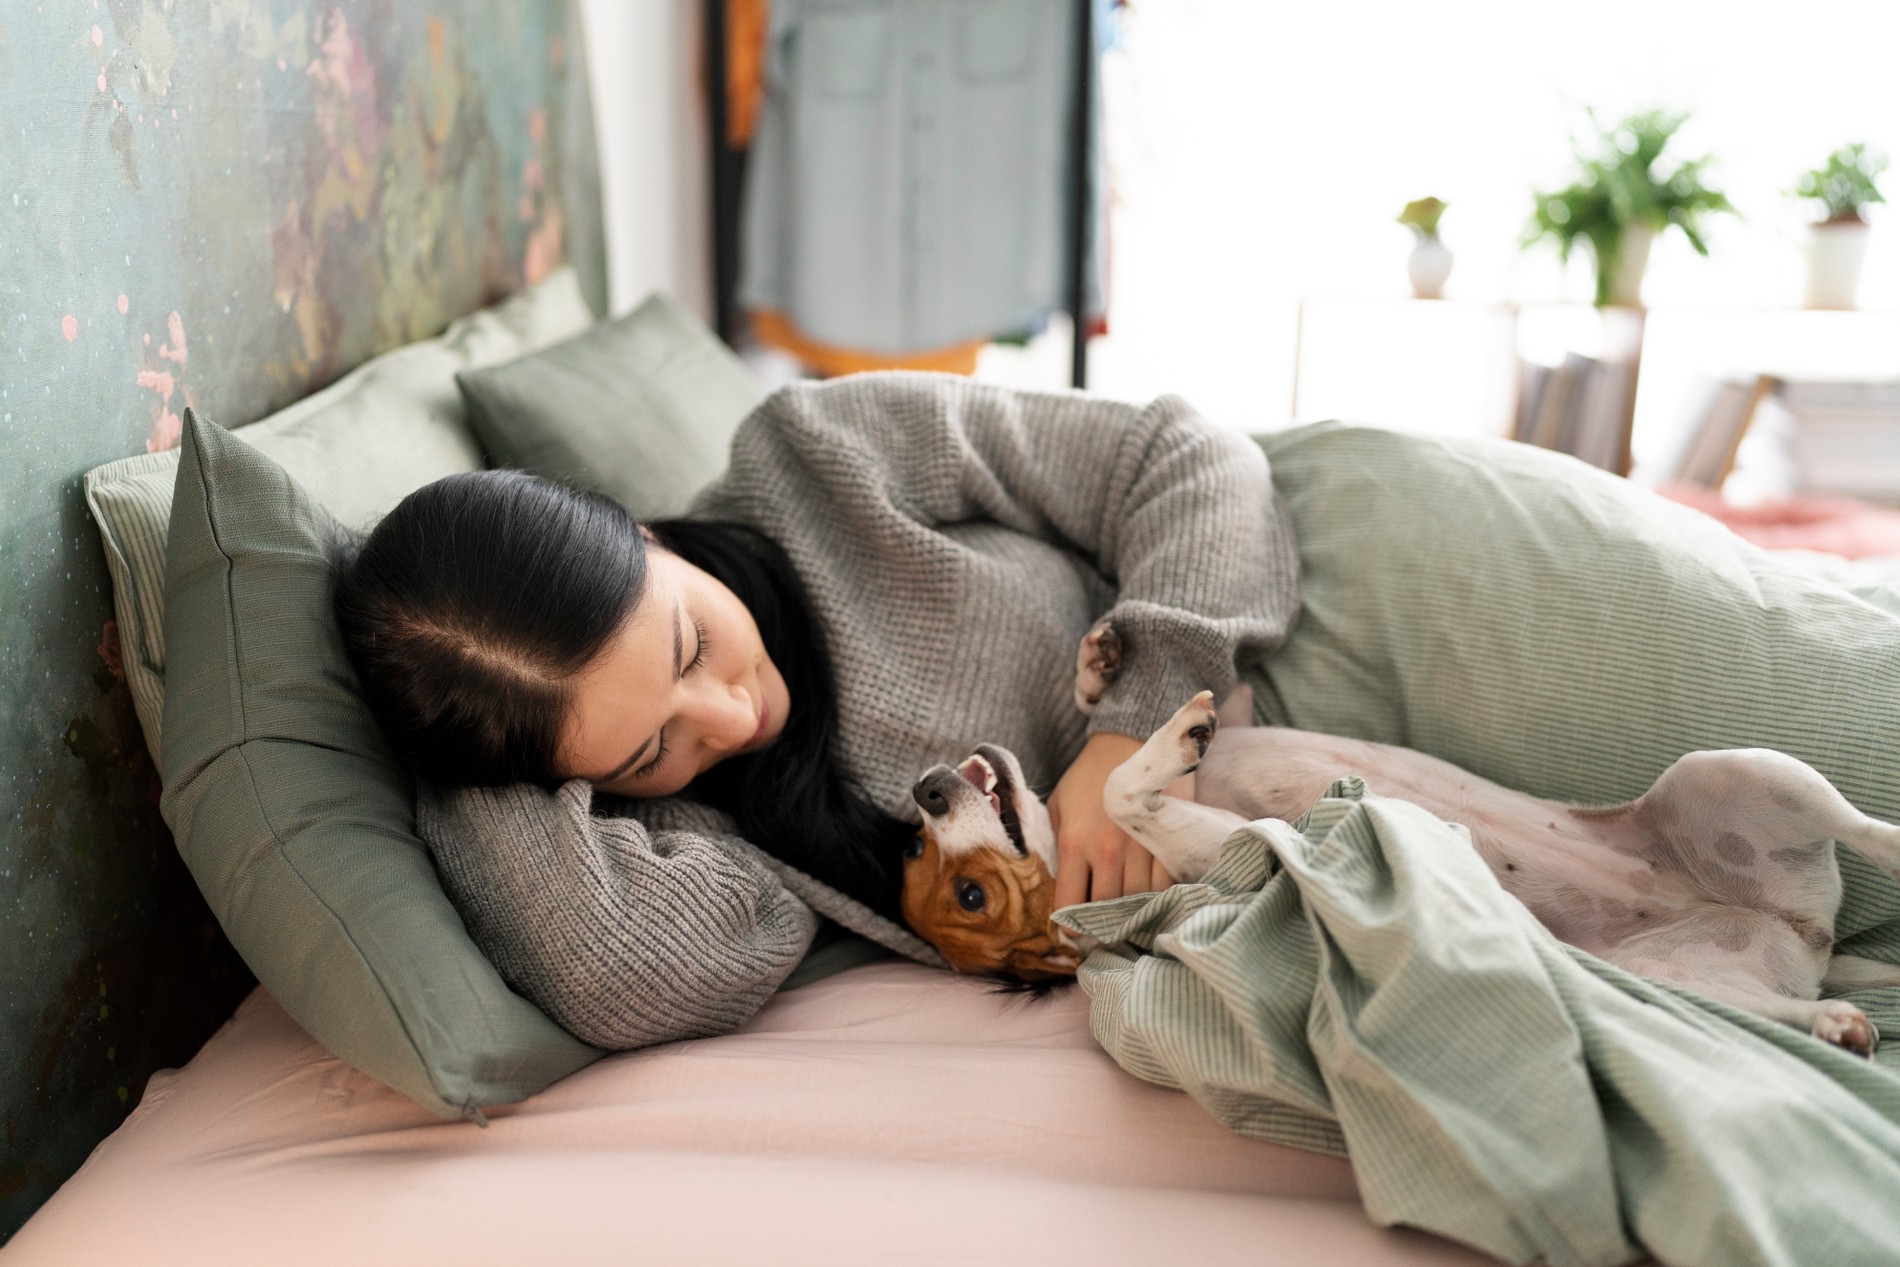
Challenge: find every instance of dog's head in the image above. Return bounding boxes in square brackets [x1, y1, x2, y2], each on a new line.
[900, 743, 1081, 979]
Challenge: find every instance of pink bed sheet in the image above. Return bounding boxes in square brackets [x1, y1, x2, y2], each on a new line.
[1657, 482, 1900, 559]
[7, 961, 1494, 1266]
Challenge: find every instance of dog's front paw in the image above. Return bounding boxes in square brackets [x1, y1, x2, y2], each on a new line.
[1104, 691, 1220, 817]
[1073, 618, 1124, 715]
[1163, 690, 1219, 774]
[1813, 1000, 1880, 1058]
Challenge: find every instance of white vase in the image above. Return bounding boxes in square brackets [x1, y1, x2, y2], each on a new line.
[1407, 236, 1453, 299]
[1805, 220, 1871, 309]
[1599, 223, 1656, 308]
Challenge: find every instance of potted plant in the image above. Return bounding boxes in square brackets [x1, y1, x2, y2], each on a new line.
[1793, 143, 1887, 309]
[1398, 197, 1452, 299]
[1523, 108, 1735, 307]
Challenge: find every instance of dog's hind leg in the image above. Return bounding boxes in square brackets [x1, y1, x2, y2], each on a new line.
[1640, 749, 1900, 923]
[1731, 749, 1900, 882]
[1616, 930, 1880, 1057]
[1829, 814, 1900, 885]
[1105, 692, 1250, 883]
[1696, 982, 1881, 1057]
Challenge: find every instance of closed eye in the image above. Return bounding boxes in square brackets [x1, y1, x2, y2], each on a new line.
[633, 737, 668, 779]
[631, 619, 711, 780]
[685, 618, 708, 673]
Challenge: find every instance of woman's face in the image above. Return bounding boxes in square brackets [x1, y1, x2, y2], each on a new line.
[556, 538, 790, 798]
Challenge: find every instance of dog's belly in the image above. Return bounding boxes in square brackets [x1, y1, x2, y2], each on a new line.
[1193, 727, 1688, 955]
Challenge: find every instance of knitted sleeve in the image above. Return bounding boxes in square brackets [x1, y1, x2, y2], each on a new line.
[416, 778, 818, 1050]
[715, 371, 1301, 740]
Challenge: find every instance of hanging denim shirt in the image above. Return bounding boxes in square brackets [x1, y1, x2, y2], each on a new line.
[740, 0, 1109, 355]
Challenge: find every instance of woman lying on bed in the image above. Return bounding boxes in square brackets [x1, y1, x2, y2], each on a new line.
[332, 372, 1299, 1048]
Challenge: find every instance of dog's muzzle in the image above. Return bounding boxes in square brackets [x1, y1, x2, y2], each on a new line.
[912, 768, 963, 818]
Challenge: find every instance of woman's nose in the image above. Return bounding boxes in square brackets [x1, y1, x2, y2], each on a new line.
[693, 679, 757, 753]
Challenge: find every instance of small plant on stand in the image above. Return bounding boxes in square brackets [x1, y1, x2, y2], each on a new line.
[1398, 197, 1452, 299]
[1793, 143, 1887, 309]
[1523, 108, 1735, 308]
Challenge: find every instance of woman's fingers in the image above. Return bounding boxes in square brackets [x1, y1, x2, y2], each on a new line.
[1121, 838, 1157, 896]
[1054, 824, 1130, 906]
[1053, 863, 1089, 911]
[1082, 825, 1124, 902]
[1045, 729, 1183, 906]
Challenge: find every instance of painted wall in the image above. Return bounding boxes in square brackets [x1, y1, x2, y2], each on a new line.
[0, 0, 604, 1240]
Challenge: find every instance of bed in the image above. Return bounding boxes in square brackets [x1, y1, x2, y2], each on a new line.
[0, 3, 1489, 1260]
[13, 5, 1900, 1264]
[6, 962, 1485, 1265]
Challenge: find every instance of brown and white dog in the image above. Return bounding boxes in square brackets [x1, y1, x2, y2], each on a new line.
[901, 618, 1900, 1055]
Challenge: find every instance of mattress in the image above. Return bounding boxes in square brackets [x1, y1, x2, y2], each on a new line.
[8, 961, 1489, 1265]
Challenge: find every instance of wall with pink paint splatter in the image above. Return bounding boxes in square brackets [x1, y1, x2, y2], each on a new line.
[0, 0, 605, 1239]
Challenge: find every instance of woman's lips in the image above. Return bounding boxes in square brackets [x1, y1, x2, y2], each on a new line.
[748, 697, 770, 747]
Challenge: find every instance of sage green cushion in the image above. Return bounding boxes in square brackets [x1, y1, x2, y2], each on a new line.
[158, 408, 601, 1119]
[84, 266, 597, 767]
[1242, 422, 1900, 947]
[455, 291, 764, 518]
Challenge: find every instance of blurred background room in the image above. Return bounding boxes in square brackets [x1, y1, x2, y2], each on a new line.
[596, 0, 1900, 554]
[8, 0, 1900, 1247]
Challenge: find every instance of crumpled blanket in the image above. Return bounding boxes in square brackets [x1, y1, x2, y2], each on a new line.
[1056, 779, 1900, 1267]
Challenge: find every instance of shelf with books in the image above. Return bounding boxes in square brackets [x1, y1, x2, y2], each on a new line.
[1673, 375, 1900, 505]
[1290, 298, 1900, 486]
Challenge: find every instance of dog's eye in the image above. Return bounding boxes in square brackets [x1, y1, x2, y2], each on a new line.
[956, 880, 986, 913]
[904, 834, 925, 860]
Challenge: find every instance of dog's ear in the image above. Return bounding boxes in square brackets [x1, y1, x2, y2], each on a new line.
[1002, 934, 1080, 979]
[1036, 947, 1082, 975]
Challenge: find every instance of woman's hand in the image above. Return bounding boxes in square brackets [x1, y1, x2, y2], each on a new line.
[1046, 731, 1192, 908]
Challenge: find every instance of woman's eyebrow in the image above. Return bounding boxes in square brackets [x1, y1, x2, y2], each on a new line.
[595, 599, 685, 783]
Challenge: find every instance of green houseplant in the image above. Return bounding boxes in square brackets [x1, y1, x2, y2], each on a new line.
[1523, 109, 1736, 307]
[1398, 197, 1452, 299]
[1793, 143, 1887, 308]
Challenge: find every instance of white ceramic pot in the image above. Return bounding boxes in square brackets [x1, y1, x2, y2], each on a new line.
[1599, 222, 1656, 307]
[1407, 236, 1453, 299]
[1805, 219, 1871, 309]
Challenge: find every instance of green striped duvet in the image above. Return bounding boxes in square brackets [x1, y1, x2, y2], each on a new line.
[1060, 424, 1900, 1267]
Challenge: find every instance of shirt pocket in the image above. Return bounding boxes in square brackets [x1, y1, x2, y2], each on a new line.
[954, 0, 1037, 84]
[803, 0, 896, 101]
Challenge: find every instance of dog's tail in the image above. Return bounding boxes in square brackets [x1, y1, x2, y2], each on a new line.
[1823, 953, 1900, 995]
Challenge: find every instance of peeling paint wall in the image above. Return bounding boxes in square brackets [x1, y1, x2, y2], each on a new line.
[0, 0, 604, 1239]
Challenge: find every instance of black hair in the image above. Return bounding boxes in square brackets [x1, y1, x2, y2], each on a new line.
[333, 469, 906, 919]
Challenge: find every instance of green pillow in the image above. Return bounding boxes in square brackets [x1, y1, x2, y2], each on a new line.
[455, 291, 765, 518]
[159, 408, 600, 1119]
[83, 265, 597, 768]
[1241, 422, 1900, 946]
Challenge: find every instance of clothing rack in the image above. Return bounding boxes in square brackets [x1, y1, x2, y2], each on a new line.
[702, 0, 1095, 389]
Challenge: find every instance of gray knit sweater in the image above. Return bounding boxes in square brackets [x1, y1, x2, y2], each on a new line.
[417, 371, 1299, 1049]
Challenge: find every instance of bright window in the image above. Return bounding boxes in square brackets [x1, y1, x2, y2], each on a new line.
[979, 0, 1900, 484]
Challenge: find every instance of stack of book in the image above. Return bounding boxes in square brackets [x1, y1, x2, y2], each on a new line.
[1666, 374, 1778, 490]
[1766, 380, 1900, 504]
[1663, 375, 1900, 502]
[1513, 352, 1638, 474]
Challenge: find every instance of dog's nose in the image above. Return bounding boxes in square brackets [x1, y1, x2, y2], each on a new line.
[912, 768, 962, 818]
